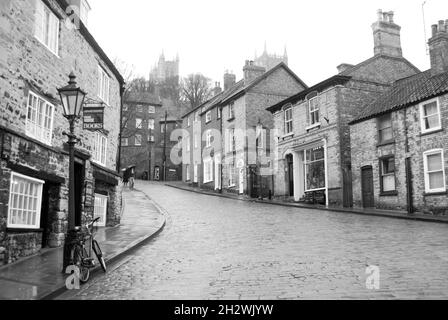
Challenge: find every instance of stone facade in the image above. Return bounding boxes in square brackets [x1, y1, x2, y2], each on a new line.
[268, 10, 420, 207]
[0, 0, 124, 264]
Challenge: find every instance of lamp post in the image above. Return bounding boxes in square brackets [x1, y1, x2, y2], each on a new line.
[58, 72, 86, 271]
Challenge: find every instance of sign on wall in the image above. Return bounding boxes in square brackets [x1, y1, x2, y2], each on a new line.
[83, 104, 105, 130]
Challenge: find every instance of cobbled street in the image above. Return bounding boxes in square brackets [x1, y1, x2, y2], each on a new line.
[60, 182, 448, 300]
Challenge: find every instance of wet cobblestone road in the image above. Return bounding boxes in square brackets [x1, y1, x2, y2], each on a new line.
[60, 182, 448, 300]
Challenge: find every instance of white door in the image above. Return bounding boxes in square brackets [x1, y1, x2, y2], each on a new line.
[93, 193, 107, 227]
[239, 168, 244, 194]
[194, 165, 198, 183]
[214, 154, 220, 190]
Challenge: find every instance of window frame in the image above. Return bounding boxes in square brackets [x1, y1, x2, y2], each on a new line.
[377, 113, 394, 145]
[203, 158, 213, 183]
[206, 130, 212, 148]
[423, 149, 446, 193]
[98, 65, 110, 105]
[34, 0, 60, 56]
[284, 105, 293, 135]
[93, 132, 108, 166]
[93, 193, 107, 227]
[419, 97, 442, 134]
[308, 96, 320, 127]
[7, 172, 44, 230]
[206, 111, 212, 123]
[186, 136, 191, 152]
[148, 119, 155, 130]
[304, 146, 326, 192]
[228, 102, 235, 120]
[136, 118, 143, 129]
[217, 107, 222, 120]
[121, 138, 129, 147]
[134, 134, 142, 146]
[229, 164, 236, 187]
[379, 156, 397, 195]
[26, 91, 55, 146]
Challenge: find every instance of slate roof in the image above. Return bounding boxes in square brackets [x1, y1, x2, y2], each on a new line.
[351, 70, 448, 124]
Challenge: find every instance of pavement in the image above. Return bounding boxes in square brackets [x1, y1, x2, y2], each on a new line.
[61, 182, 448, 300]
[165, 181, 448, 224]
[0, 186, 166, 300]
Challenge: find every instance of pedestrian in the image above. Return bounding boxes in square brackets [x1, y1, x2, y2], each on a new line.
[122, 169, 129, 187]
[129, 167, 135, 190]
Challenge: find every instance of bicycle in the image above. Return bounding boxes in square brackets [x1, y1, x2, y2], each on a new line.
[70, 217, 107, 283]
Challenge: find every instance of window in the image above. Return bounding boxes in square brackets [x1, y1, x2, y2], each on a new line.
[420, 98, 441, 134]
[229, 164, 235, 187]
[93, 132, 107, 166]
[136, 105, 143, 113]
[217, 107, 222, 119]
[229, 103, 235, 119]
[134, 134, 142, 146]
[187, 116, 191, 127]
[148, 135, 154, 142]
[121, 138, 128, 146]
[206, 111, 212, 123]
[136, 118, 143, 129]
[98, 66, 110, 104]
[8, 172, 44, 229]
[380, 157, 396, 193]
[227, 128, 235, 152]
[148, 119, 155, 130]
[309, 97, 320, 126]
[26, 92, 55, 145]
[148, 106, 155, 114]
[35, 0, 59, 55]
[186, 164, 191, 181]
[305, 146, 326, 191]
[284, 106, 293, 134]
[203, 158, 213, 183]
[93, 193, 107, 227]
[186, 136, 191, 152]
[378, 114, 393, 144]
[206, 130, 212, 148]
[123, 117, 128, 128]
[423, 149, 446, 193]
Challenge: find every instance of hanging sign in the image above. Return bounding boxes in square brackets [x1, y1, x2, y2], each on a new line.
[83, 104, 105, 130]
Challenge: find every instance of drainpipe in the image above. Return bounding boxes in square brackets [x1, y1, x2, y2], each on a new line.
[323, 138, 329, 207]
[219, 106, 224, 193]
[117, 83, 125, 174]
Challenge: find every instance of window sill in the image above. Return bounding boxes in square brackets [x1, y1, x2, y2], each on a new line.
[377, 140, 395, 147]
[424, 191, 447, 197]
[7, 228, 44, 233]
[227, 117, 235, 122]
[420, 128, 444, 137]
[281, 133, 294, 140]
[380, 191, 398, 197]
[34, 36, 60, 59]
[306, 123, 321, 131]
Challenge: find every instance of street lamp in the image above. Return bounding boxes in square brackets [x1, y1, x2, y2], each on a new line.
[58, 72, 86, 271]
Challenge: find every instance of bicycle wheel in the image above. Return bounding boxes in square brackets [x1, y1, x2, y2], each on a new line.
[92, 240, 107, 273]
[72, 245, 90, 283]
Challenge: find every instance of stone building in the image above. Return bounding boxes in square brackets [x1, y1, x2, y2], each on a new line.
[350, 19, 448, 215]
[254, 43, 289, 71]
[182, 61, 308, 196]
[0, 0, 124, 264]
[267, 10, 420, 207]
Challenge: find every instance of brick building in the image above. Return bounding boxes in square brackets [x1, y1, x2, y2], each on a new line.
[182, 61, 307, 196]
[0, 0, 124, 264]
[267, 10, 420, 207]
[350, 19, 448, 215]
[120, 91, 183, 181]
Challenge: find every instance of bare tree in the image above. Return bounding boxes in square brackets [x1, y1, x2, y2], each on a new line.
[181, 73, 213, 110]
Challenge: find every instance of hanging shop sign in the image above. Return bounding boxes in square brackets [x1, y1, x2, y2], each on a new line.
[83, 104, 105, 130]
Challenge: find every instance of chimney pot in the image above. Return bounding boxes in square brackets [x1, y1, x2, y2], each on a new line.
[377, 9, 383, 21]
[372, 9, 402, 57]
[432, 24, 438, 37]
[429, 19, 448, 75]
[388, 11, 394, 23]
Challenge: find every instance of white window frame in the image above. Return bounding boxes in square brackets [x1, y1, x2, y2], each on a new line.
[206, 130, 212, 148]
[93, 132, 108, 166]
[93, 193, 107, 227]
[35, 0, 59, 56]
[148, 119, 155, 130]
[284, 106, 293, 134]
[423, 149, 446, 193]
[7, 172, 44, 229]
[121, 138, 129, 146]
[134, 134, 142, 146]
[419, 98, 442, 134]
[206, 111, 212, 123]
[308, 96, 320, 127]
[26, 91, 55, 146]
[229, 103, 235, 119]
[304, 146, 326, 192]
[148, 106, 155, 114]
[98, 66, 110, 105]
[136, 118, 143, 129]
[203, 158, 213, 183]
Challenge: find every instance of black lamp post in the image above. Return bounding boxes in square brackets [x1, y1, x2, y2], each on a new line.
[58, 72, 86, 271]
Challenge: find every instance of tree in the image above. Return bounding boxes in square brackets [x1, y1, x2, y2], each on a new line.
[181, 73, 213, 110]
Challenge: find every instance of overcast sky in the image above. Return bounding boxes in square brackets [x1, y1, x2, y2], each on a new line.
[88, 0, 448, 86]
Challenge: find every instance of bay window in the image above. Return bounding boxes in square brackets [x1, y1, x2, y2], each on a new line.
[26, 92, 55, 145]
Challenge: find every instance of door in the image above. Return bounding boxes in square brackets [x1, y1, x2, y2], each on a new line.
[154, 167, 160, 181]
[287, 154, 294, 197]
[361, 166, 374, 208]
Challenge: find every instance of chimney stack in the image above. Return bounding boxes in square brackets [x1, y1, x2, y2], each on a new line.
[372, 9, 402, 57]
[243, 60, 265, 85]
[213, 82, 222, 96]
[337, 63, 354, 74]
[428, 19, 448, 75]
[223, 71, 236, 91]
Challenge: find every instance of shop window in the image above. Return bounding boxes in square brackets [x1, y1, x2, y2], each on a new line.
[8, 172, 44, 229]
[93, 193, 107, 227]
[305, 146, 326, 191]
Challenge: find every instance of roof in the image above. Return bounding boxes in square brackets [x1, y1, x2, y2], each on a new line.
[125, 92, 162, 106]
[351, 70, 448, 124]
[267, 75, 352, 113]
[220, 62, 308, 106]
[57, 0, 125, 87]
[159, 117, 181, 123]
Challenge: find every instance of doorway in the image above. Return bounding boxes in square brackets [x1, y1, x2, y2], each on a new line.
[286, 154, 294, 197]
[361, 166, 374, 208]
